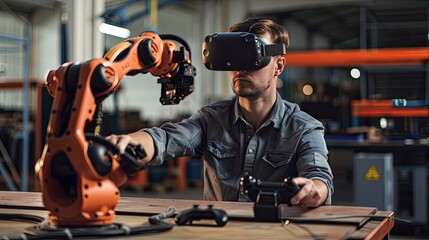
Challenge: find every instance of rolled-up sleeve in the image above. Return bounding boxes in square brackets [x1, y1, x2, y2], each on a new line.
[142, 111, 205, 166]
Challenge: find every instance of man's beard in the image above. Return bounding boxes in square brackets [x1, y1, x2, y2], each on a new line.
[233, 81, 271, 99]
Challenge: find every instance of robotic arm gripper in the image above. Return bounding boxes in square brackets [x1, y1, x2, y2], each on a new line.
[35, 31, 196, 227]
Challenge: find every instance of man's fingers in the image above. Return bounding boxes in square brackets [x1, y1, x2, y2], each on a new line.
[289, 178, 324, 208]
[291, 177, 308, 187]
[290, 185, 308, 205]
[105, 134, 136, 153]
[289, 177, 312, 206]
[105, 135, 118, 144]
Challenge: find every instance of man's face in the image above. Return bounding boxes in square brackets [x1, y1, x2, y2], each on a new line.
[229, 33, 277, 99]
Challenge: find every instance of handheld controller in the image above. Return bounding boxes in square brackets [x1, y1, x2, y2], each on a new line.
[240, 175, 301, 221]
[240, 175, 300, 206]
[175, 204, 228, 227]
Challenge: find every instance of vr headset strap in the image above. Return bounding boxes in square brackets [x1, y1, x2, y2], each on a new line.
[263, 44, 286, 57]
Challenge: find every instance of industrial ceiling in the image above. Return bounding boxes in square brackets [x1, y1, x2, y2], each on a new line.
[0, 0, 427, 50]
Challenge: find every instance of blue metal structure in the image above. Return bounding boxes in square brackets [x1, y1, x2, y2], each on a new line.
[0, 22, 31, 191]
[100, 0, 178, 26]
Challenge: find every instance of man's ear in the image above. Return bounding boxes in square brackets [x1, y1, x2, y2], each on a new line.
[274, 56, 286, 76]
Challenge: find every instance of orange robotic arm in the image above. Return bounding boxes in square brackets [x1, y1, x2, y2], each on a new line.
[36, 32, 196, 227]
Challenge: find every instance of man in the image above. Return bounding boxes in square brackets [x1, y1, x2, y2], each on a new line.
[107, 17, 334, 208]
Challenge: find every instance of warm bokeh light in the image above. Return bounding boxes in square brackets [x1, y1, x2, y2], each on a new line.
[302, 84, 314, 96]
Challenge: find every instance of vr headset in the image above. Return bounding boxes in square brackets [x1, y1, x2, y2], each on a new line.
[202, 32, 286, 71]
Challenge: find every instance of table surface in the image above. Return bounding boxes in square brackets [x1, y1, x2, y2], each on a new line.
[0, 191, 395, 240]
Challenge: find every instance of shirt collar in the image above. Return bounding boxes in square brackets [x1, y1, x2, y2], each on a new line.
[232, 96, 241, 124]
[270, 92, 285, 129]
[232, 92, 284, 129]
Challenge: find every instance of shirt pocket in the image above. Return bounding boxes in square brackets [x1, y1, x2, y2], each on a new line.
[207, 141, 238, 180]
[262, 151, 293, 168]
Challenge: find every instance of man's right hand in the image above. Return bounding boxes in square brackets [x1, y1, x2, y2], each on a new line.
[106, 132, 155, 163]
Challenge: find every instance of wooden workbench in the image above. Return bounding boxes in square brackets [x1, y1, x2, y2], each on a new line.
[0, 191, 394, 239]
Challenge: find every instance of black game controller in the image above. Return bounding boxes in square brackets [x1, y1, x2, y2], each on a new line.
[240, 175, 300, 206]
[175, 204, 228, 227]
[240, 175, 301, 221]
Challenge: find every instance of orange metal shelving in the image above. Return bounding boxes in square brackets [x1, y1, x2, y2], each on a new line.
[352, 99, 429, 117]
[286, 47, 429, 67]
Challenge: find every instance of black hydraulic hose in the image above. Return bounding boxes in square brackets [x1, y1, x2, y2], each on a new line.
[0, 207, 176, 239]
[159, 34, 192, 59]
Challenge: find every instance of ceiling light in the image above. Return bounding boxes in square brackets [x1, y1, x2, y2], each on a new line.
[99, 22, 130, 38]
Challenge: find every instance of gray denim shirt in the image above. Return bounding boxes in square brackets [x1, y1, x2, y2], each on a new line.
[144, 92, 334, 204]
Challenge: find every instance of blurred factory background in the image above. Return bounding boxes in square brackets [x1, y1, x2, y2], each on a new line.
[0, 0, 428, 238]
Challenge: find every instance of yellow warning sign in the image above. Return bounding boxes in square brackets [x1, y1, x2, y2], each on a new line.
[364, 165, 381, 181]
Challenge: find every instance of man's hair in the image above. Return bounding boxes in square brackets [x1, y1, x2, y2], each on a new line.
[228, 17, 290, 48]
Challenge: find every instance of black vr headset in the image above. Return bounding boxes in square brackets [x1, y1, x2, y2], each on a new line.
[202, 32, 286, 71]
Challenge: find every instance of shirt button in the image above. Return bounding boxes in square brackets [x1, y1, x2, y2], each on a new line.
[248, 149, 253, 153]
